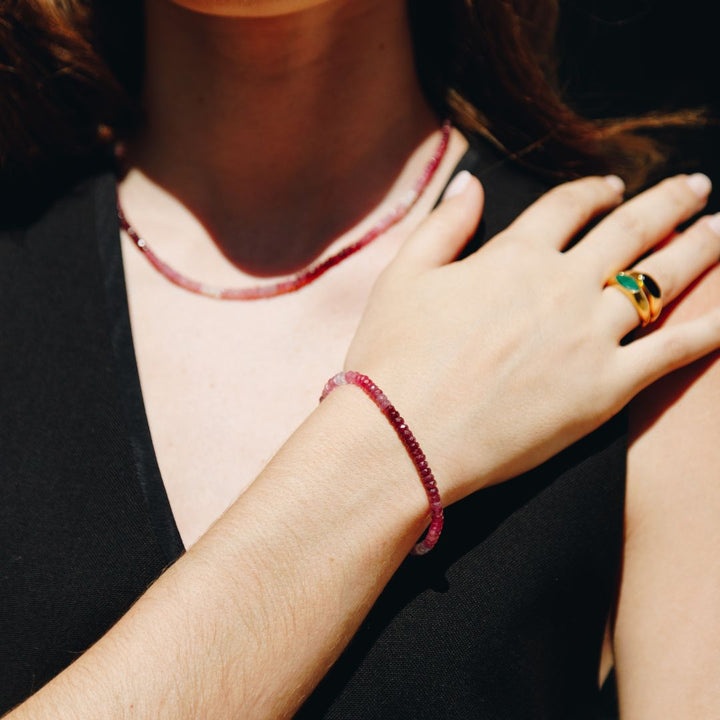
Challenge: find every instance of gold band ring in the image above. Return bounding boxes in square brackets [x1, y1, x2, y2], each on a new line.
[607, 270, 662, 327]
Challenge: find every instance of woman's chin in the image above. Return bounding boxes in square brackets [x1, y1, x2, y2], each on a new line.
[168, 0, 334, 18]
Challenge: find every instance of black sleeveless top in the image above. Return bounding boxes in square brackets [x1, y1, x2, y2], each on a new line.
[0, 137, 624, 718]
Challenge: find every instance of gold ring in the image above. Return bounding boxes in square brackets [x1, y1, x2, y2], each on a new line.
[627, 271, 663, 323]
[607, 271, 653, 326]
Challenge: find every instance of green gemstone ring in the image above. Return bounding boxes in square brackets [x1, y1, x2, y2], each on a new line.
[607, 270, 662, 327]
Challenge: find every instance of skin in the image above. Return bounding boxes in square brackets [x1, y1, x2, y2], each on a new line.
[120, 0, 469, 546]
[170, 0, 334, 16]
[10, 173, 720, 720]
[6, 0, 720, 717]
[616, 248, 720, 710]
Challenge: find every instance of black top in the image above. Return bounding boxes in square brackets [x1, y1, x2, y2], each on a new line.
[0, 136, 624, 718]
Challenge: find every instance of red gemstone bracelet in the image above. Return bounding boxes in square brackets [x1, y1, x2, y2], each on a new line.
[319, 371, 443, 555]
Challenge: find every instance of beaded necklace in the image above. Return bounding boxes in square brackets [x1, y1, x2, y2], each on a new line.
[117, 121, 452, 300]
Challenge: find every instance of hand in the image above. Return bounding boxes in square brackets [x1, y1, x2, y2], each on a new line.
[345, 171, 720, 504]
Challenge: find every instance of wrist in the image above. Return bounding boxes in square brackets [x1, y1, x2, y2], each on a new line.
[305, 385, 432, 535]
[319, 371, 443, 554]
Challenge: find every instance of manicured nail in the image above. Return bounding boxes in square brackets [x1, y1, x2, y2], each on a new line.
[604, 175, 625, 193]
[442, 170, 472, 201]
[708, 213, 720, 236]
[686, 173, 712, 197]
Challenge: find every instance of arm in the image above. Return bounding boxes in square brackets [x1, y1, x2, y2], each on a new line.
[614, 248, 720, 717]
[5, 174, 491, 720]
[7, 389, 430, 720]
[8, 174, 720, 719]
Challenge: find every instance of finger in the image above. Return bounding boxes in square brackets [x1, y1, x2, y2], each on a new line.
[391, 171, 484, 272]
[571, 173, 712, 278]
[602, 213, 720, 337]
[506, 175, 625, 250]
[620, 307, 720, 393]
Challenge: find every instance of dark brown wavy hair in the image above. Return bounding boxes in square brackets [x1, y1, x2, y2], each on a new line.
[0, 0, 704, 196]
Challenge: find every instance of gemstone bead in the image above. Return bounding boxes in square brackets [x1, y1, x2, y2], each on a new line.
[118, 123, 451, 301]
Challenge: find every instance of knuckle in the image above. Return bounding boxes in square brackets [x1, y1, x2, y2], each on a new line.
[434, 202, 476, 235]
[547, 183, 594, 215]
[436, 213, 470, 243]
[548, 178, 599, 208]
[611, 209, 646, 240]
[420, 211, 458, 244]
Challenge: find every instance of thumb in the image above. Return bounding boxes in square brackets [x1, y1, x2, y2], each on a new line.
[392, 171, 484, 272]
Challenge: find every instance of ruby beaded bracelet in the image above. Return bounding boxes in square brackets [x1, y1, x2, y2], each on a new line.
[319, 371, 443, 555]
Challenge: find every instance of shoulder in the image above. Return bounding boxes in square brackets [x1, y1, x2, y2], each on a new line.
[0, 170, 118, 325]
[0, 168, 117, 239]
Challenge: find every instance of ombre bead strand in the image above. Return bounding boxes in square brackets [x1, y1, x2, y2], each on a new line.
[117, 121, 452, 301]
[319, 371, 444, 556]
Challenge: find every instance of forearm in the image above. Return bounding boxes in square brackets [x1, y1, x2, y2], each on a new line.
[7, 389, 429, 720]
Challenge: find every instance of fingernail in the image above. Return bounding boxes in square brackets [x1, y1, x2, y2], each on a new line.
[709, 213, 720, 236]
[604, 175, 625, 193]
[686, 173, 712, 197]
[442, 170, 472, 201]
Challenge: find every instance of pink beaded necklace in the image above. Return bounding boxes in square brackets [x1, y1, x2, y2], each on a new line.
[117, 121, 452, 300]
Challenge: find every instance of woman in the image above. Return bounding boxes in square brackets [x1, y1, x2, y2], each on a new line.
[1, 0, 719, 718]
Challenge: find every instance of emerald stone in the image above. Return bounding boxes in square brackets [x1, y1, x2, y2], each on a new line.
[616, 273, 640, 292]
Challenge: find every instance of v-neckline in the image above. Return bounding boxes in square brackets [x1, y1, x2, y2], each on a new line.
[97, 138, 489, 562]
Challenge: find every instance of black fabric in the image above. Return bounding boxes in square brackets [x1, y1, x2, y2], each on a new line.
[0, 137, 624, 718]
[96, 188, 184, 563]
[0, 175, 178, 711]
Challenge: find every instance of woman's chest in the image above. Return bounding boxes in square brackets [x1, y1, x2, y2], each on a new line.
[122, 239, 395, 548]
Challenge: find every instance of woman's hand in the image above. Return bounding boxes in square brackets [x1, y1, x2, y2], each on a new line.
[10, 172, 717, 720]
[346, 171, 719, 503]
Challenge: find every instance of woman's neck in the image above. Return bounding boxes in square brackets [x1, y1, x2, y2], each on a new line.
[127, 0, 444, 275]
